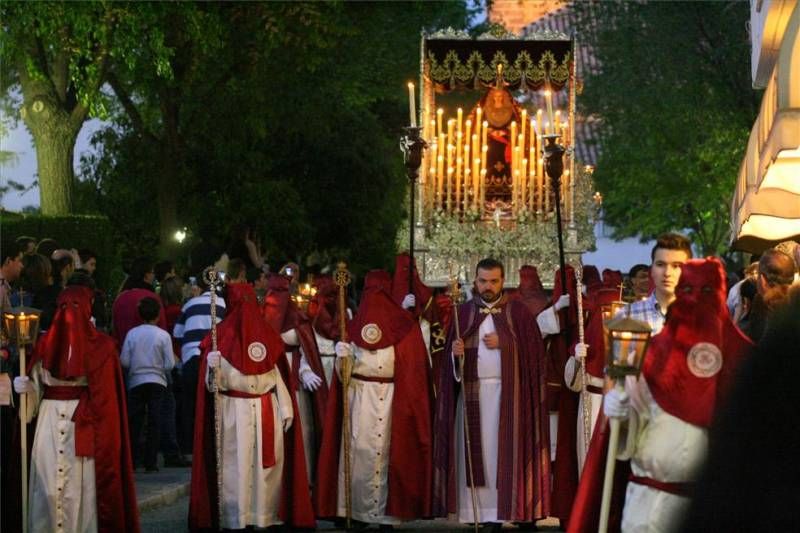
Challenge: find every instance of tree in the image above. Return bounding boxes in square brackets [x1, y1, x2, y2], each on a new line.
[573, 2, 759, 256]
[0, 1, 171, 215]
[79, 1, 472, 270]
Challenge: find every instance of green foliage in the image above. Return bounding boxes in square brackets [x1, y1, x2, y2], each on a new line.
[77, 1, 471, 277]
[0, 214, 119, 289]
[573, 2, 759, 256]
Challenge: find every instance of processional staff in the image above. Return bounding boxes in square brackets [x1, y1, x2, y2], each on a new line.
[203, 267, 225, 528]
[449, 266, 479, 533]
[334, 262, 353, 529]
[575, 265, 592, 459]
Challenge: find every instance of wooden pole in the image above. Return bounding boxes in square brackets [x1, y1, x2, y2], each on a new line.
[598, 382, 624, 533]
[19, 343, 28, 533]
[334, 263, 353, 529]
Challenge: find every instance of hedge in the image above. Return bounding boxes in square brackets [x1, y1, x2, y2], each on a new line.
[1, 213, 120, 291]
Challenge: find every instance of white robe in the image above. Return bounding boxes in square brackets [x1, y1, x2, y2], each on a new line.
[454, 308, 503, 524]
[336, 344, 399, 525]
[314, 331, 337, 386]
[617, 377, 707, 533]
[209, 359, 293, 529]
[23, 364, 97, 533]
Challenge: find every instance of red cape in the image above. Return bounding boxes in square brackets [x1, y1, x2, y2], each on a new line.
[315, 325, 433, 520]
[30, 286, 140, 533]
[189, 284, 315, 530]
[264, 274, 329, 451]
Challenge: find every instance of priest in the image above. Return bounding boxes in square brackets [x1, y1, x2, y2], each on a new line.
[432, 258, 550, 531]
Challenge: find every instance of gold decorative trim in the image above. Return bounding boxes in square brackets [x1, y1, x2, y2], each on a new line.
[427, 49, 571, 88]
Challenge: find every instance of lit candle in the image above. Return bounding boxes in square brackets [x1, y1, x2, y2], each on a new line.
[408, 83, 416, 127]
[544, 90, 555, 133]
[537, 152, 544, 212]
[521, 158, 528, 207]
[481, 120, 489, 154]
[437, 108, 443, 137]
[473, 155, 481, 209]
[510, 121, 517, 175]
[536, 109, 543, 135]
[447, 167, 454, 211]
[480, 168, 487, 211]
[463, 141, 471, 207]
[520, 109, 528, 159]
[457, 108, 463, 139]
[437, 154, 444, 207]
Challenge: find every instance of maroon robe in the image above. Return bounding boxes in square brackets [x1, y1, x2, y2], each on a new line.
[432, 293, 551, 521]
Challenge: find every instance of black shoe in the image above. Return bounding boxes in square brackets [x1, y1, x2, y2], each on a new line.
[482, 523, 503, 533]
[145, 466, 159, 473]
[378, 526, 394, 532]
[164, 455, 191, 467]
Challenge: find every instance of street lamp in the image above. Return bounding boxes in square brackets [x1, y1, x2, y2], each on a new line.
[3, 305, 41, 533]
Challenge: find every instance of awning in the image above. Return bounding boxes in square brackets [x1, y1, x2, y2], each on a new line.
[731, 3, 800, 253]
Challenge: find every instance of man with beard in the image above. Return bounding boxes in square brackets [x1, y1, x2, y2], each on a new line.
[433, 258, 550, 532]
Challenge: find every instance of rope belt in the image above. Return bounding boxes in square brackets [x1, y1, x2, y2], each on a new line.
[629, 474, 694, 496]
[351, 373, 393, 384]
[220, 389, 276, 468]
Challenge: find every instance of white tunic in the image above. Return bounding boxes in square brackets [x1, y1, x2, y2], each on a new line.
[336, 344, 399, 525]
[454, 306, 502, 524]
[210, 359, 293, 529]
[23, 364, 97, 533]
[314, 331, 337, 386]
[617, 377, 707, 533]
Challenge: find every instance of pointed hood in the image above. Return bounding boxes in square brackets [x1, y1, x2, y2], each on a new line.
[348, 270, 415, 350]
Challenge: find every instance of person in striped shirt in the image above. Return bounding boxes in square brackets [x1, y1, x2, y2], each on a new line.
[173, 269, 226, 454]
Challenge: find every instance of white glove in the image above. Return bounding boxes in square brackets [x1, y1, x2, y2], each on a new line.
[401, 293, 416, 310]
[603, 388, 630, 419]
[13, 376, 34, 394]
[554, 294, 571, 311]
[300, 370, 323, 392]
[574, 342, 588, 359]
[282, 415, 293, 432]
[207, 351, 222, 368]
[335, 342, 353, 359]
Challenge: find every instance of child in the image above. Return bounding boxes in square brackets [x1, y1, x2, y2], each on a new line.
[121, 296, 175, 472]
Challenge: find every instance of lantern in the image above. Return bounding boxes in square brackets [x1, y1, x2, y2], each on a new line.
[600, 300, 627, 322]
[603, 313, 652, 380]
[2, 306, 42, 347]
[3, 306, 41, 533]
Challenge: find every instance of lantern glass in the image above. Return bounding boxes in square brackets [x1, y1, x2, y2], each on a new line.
[604, 315, 652, 380]
[601, 300, 627, 322]
[2, 307, 42, 346]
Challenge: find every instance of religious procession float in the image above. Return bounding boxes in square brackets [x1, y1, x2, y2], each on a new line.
[399, 27, 597, 287]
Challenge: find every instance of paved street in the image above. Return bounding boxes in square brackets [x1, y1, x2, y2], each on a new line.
[136, 468, 563, 532]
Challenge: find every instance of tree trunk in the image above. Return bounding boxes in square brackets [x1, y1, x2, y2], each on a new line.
[20, 97, 81, 215]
